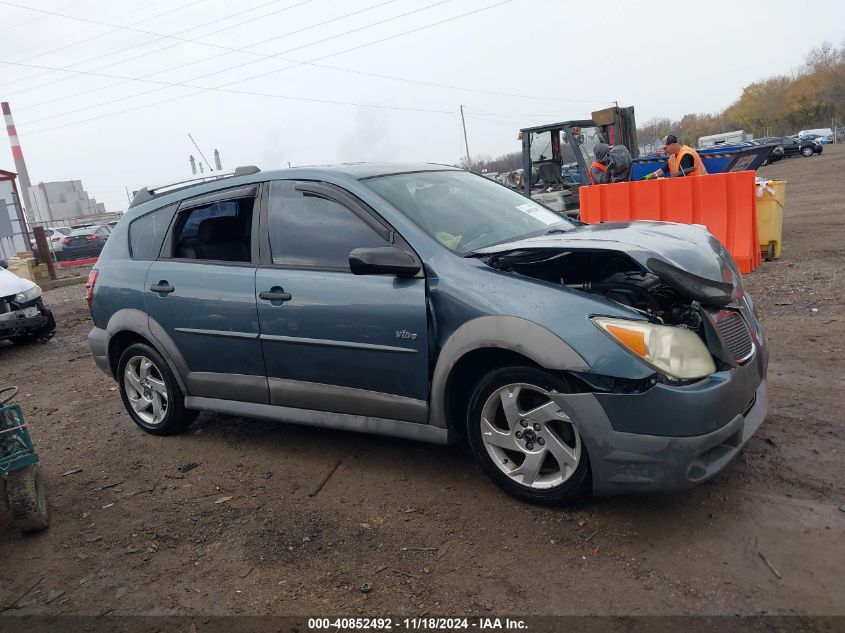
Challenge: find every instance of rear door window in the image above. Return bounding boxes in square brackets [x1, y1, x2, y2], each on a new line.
[170, 194, 256, 263]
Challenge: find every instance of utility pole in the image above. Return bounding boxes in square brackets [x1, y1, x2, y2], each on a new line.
[460, 105, 471, 171]
[125, 187, 131, 205]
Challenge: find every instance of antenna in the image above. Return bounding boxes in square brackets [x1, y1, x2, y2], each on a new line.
[188, 133, 213, 171]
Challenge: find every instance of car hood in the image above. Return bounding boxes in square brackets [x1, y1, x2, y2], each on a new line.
[0, 267, 37, 297]
[475, 221, 741, 305]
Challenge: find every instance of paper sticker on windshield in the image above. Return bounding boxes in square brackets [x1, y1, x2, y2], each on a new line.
[516, 202, 560, 225]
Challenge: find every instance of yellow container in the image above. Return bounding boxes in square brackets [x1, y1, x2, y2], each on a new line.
[756, 180, 786, 261]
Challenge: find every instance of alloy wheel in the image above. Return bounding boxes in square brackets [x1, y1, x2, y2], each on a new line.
[123, 355, 169, 426]
[479, 383, 581, 490]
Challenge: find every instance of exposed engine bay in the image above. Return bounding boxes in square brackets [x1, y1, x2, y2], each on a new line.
[482, 249, 709, 330]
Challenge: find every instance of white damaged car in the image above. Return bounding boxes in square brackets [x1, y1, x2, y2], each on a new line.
[0, 260, 55, 344]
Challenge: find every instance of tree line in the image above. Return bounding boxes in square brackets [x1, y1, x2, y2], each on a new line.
[638, 41, 844, 147]
[459, 41, 843, 168]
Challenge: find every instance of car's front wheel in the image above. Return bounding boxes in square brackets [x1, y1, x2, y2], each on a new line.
[117, 343, 197, 435]
[466, 366, 590, 505]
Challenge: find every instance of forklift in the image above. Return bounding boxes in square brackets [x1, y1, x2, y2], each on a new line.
[518, 106, 638, 215]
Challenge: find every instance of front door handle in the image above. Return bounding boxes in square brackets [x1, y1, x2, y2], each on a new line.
[259, 288, 292, 303]
[150, 281, 175, 295]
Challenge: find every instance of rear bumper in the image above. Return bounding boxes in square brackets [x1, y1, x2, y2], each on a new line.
[88, 326, 111, 376]
[552, 377, 769, 496]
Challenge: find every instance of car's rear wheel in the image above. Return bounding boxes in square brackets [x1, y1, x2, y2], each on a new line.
[466, 366, 590, 505]
[117, 343, 196, 435]
[801, 146, 814, 157]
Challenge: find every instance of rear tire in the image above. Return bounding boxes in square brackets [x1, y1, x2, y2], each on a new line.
[465, 366, 591, 506]
[6, 463, 50, 533]
[117, 342, 197, 435]
[801, 146, 814, 157]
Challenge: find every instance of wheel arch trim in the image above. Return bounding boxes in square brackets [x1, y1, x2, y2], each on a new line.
[429, 316, 588, 429]
[104, 309, 189, 394]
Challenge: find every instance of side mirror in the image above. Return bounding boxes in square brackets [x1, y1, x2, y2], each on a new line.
[349, 247, 420, 277]
[0, 259, 7, 269]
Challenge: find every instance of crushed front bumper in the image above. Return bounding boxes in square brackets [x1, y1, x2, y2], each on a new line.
[552, 358, 769, 496]
[0, 299, 55, 340]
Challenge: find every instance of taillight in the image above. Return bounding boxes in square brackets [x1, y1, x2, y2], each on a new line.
[63, 237, 71, 245]
[85, 269, 98, 312]
[51, 236, 61, 242]
[86, 234, 97, 241]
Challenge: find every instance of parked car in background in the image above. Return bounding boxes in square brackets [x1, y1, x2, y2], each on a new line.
[798, 133, 826, 145]
[29, 226, 71, 260]
[757, 136, 822, 158]
[0, 259, 55, 343]
[797, 128, 833, 143]
[61, 225, 111, 260]
[87, 164, 769, 505]
[748, 138, 784, 164]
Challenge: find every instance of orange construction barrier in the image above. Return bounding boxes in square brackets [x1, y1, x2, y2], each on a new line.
[580, 171, 761, 273]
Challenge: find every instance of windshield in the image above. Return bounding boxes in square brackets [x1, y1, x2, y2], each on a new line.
[70, 226, 95, 236]
[365, 170, 574, 254]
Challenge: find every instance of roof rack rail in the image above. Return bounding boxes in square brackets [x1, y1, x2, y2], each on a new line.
[129, 165, 261, 208]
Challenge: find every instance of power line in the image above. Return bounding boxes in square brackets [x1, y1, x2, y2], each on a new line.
[0, 0, 85, 36]
[14, 3, 593, 125]
[15, 0, 462, 127]
[17, 0, 401, 111]
[0, 0, 208, 70]
[2, 0, 315, 93]
[20, 1, 514, 135]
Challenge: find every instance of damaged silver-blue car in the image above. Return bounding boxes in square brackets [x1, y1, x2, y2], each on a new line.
[87, 164, 768, 504]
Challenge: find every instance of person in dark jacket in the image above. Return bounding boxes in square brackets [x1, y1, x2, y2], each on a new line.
[589, 143, 632, 184]
[588, 143, 611, 184]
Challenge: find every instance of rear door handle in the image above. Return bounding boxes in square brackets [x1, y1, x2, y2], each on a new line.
[259, 289, 292, 302]
[150, 282, 175, 294]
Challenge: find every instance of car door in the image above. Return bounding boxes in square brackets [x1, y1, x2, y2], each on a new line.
[144, 185, 268, 404]
[255, 180, 429, 424]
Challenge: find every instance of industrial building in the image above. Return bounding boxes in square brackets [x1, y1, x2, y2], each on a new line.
[26, 180, 106, 223]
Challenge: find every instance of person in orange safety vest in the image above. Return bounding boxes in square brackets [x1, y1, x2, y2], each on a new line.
[588, 143, 610, 184]
[644, 134, 708, 179]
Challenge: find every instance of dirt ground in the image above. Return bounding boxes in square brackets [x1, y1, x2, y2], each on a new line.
[1, 148, 843, 618]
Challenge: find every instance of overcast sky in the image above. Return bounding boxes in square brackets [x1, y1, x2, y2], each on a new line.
[1, 0, 843, 213]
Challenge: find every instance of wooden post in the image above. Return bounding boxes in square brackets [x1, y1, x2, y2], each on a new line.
[32, 226, 56, 280]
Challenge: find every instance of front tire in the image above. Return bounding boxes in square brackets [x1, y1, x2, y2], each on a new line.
[466, 366, 591, 505]
[117, 343, 196, 435]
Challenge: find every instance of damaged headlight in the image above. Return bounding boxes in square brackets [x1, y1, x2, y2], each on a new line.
[14, 285, 42, 304]
[593, 316, 716, 380]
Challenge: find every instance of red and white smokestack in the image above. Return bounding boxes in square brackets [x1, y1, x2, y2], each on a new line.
[2, 101, 33, 215]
